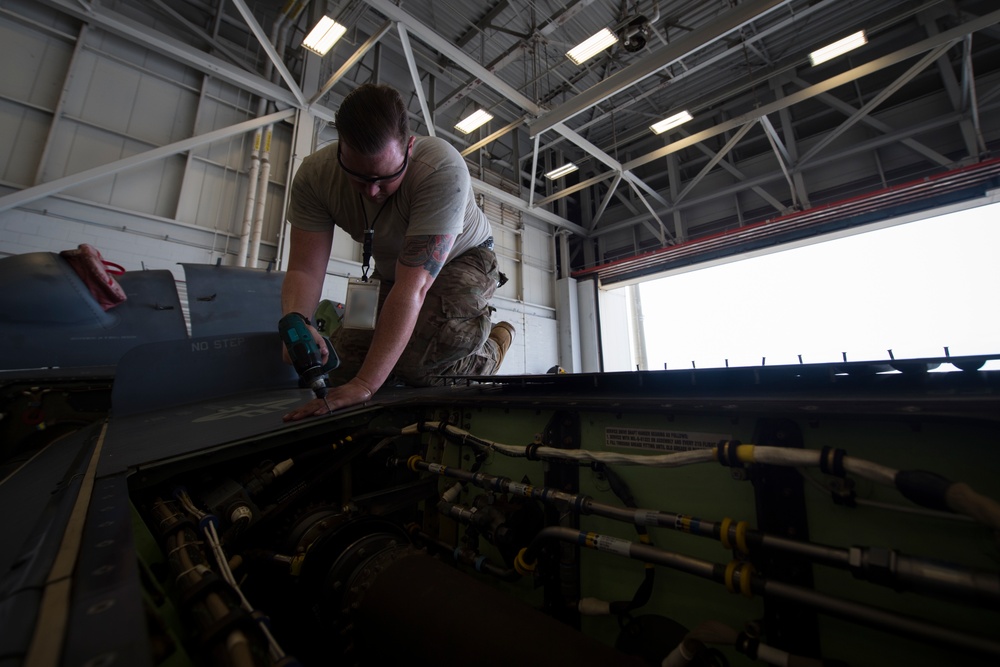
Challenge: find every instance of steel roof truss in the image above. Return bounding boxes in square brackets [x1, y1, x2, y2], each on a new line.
[627, 181, 671, 245]
[535, 171, 618, 208]
[460, 117, 525, 158]
[676, 120, 758, 207]
[527, 0, 791, 135]
[961, 35, 988, 155]
[797, 41, 956, 168]
[149, 0, 251, 70]
[624, 7, 1000, 173]
[398, 23, 435, 137]
[361, 0, 664, 220]
[790, 76, 952, 168]
[38, 0, 300, 109]
[678, 128, 791, 215]
[309, 21, 393, 107]
[228, 0, 306, 107]
[759, 115, 800, 208]
[595, 104, 993, 239]
[590, 172, 624, 232]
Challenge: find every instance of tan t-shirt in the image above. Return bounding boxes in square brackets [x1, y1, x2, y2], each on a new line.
[287, 135, 492, 281]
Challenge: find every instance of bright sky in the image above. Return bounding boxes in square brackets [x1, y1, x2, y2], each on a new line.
[638, 198, 1000, 371]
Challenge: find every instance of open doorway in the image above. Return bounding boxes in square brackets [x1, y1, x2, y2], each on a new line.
[629, 196, 1000, 372]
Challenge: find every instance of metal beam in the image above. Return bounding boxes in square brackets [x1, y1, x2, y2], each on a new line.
[362, 0, 541, 115]
[37, 0, 302, 112]
[460, 117, 524, 157]
[528, 134, 540, 209]
[675, 120, 757, 206]
[790, 76, 952, 168]
[627, 182, 671, 245]
[472, 180, 584, 236]
[0, 109, 294, 214]
[920, 9, 982, 161]
[679, 127, 790, 215]
[397, 23, 435, 136]
[361, 0, 662, 221]
[797, 41, 955, 167]
[961, 35, 988, 155]
[309, 21, 392, 107]
[228, 0, 305, 107]
[759, 114, 799, 206]
[593, 104, 995, 238]
[534, 171, 617, 208]
[590, 172, 623, 231]
[435, 0, 596, 114]
[623, 7, 1000, 172]
[527, 0, 790, 135]
[149, 0, 251, 69]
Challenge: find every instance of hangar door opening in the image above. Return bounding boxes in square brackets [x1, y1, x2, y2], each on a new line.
[626, 196, 1000, 372]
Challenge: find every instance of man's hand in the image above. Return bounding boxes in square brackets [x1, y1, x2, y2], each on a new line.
[282, 378, 374, 421]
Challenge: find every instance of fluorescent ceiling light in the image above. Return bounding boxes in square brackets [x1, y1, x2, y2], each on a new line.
[545, 164, 578, 180]
[455, 109, 494, 134]
[302, 16, 347, 56]
[809, 30, 867, 66]
[567, 28, 618, 65]
[650, 110, 693, 135]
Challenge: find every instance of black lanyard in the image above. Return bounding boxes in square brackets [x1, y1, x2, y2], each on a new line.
[359, 194, 390, 282]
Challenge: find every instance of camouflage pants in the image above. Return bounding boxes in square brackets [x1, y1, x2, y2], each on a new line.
[329, 246, 501, 387]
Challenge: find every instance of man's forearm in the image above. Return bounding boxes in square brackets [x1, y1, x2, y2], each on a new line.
[351, 285, 423, 393]
[281, 267, 323, 318]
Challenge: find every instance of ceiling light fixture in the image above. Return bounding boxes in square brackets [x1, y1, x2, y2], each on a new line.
[302, 16, 347, 56]
[650, 110, 693, 135]
[567, 28, 619, 65]
[545, 164, 578, 180]
[455, 109, 494, 134]
[809, 30, 867, 66]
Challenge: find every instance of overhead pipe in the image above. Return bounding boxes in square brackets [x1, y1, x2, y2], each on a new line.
[235, 129, 261, 267]
[241, 0, 309, 268]
[246, 124, 273, 268]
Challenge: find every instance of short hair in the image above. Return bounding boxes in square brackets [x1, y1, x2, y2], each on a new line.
[335, 84, 409, 155]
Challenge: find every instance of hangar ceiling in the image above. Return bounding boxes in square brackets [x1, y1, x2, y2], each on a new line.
[21, 0, 1000, 281]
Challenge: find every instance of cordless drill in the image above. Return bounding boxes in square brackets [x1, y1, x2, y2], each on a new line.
[278, 312, 340, 409]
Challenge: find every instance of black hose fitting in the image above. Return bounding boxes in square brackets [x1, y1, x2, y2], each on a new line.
[716, 440, 743, 468]
[819, 446, 848, 477]
[734, 631, 761, 660]
[895, 469, 953, 512]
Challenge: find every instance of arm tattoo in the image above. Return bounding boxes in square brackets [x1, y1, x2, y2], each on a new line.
[399, 234, 454, 277]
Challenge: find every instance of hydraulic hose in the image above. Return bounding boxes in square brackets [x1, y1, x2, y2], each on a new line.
[594, 463, 655, 616]
[517, 526, 1000, 661]
[394, 456, 1000, 607]
[405, 422, 1000, 531]
[150, 498, 272, 667]
[404, 523, 519, 581]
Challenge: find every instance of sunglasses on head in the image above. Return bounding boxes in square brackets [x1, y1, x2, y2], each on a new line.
[337, 138, 411, 185]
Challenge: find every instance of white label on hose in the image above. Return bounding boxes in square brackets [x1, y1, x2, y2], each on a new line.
[594, 534, 631, 557]
[635, 510, 660, 526]
[605, 427, 730, 452]
[508, 482, 532, 497]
